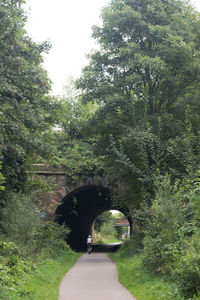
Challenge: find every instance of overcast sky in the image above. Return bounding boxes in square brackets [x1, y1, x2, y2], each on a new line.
[24, 0, 110, 95]
[24, 0, 200, 96]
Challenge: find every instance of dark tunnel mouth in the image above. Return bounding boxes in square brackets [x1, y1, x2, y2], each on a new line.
[55, 184, 131, 251]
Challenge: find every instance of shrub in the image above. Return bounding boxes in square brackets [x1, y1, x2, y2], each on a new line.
[0, 193, 41, 253]
[0, 241, 20, 256]
[100, 221, 117, 237]
[172, 234, 200, 298]
[117, 235, 143, 257]
[0, 193, 70, 257]
[0, 193, 71, 297]
[143, 174, 194, 275]
[0, 241, 35, 295]
[0, 220, 71, 296]
[35, 222, 70, 257]
[93, 232, 104, 244]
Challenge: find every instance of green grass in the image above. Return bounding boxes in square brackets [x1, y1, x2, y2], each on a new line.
[110, 253, 185, 300]
[93, 232, 121, 244]
[101, 236, 121, 244]
[5, 250, 81, 300]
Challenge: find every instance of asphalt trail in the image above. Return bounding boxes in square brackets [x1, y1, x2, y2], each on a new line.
[59, 251, 137, 300]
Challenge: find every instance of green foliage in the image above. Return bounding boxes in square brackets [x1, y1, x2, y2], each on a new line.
[34, 222, 70, 257]
[0, 193, 41, 252]
[0, 243, 78, 299]
[142, 172, 200, 297]
[118, 235, 143, 257]
[1, 0, 200, 297]
[0, 240, 19, 256]
[75, 0, 200, 213]
[94, 211, 113, 231]
[112, 211, 125, 219]
[172, 233, 200, 298]
[0, 192, 70, 257]
[5, 251, 80, 300]
[0, 241, 36, 295]
[0, 0, 59, 193]
[100, 221, 117, 237]
[78, 0, 200, 113]
[51, 139, 104, 183]
[110, 253, 184, 300]
[0, 161, 5, 191]
[0, 192, 71, 297]
[48, 94, 105, 183]
[143, 174, 195, 274]
[93, 211, 121, 243]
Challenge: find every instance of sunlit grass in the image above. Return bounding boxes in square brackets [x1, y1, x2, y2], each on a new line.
[102, 236, 122, 244]
[93, 232, 122, 244]
[110, 253, 184, 300]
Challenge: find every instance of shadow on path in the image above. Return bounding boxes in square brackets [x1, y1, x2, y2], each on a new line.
[91, 242, 122, 253]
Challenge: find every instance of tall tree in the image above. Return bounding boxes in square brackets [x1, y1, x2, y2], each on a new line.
[76, 0, 200, 208]
[77, 0, 200, 113]
[0, 0, 54, 192]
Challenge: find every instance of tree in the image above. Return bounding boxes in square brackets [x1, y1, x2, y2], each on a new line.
[77, 0, 200, 114]
[0, 0, 56, 192]
[94, 211, 113, 231]
[48, 80, 105, 183]
[76, 0, 200, 210]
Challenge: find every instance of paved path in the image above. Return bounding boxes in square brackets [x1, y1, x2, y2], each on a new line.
[59, 252, 137, 300]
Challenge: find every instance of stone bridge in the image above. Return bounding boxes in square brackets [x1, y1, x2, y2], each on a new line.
[29, 164, 132, 250]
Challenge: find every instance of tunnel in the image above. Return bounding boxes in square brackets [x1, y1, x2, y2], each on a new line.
[55, 184, 132, 250]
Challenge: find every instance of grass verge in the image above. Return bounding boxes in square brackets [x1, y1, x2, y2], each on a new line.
[2, 250, 81, 300]
[100, 237, 121, 244]
[93, 232, 122, 244]
[110, 252, 185, 300]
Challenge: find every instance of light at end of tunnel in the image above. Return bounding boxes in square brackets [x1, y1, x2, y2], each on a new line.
[110, 210, 119, 215]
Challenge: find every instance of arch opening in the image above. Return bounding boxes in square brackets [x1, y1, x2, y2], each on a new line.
[93, 210, 130, 244]
[55, 185, 132, 250]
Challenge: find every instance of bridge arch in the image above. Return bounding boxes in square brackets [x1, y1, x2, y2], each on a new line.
[55, 184, 132, 250]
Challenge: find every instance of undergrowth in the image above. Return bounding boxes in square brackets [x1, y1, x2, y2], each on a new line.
[0, 247, 80, 300]
[110, 251, 185, 300]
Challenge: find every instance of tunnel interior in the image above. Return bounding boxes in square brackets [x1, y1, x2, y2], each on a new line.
[55, 185, 131, 250]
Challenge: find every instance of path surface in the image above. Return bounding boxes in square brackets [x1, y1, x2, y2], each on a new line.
[59, 252, 137, 300]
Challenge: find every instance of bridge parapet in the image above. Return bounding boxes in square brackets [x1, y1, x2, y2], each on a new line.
[114, 218, 130, 227]
[28, 164, 109, 216]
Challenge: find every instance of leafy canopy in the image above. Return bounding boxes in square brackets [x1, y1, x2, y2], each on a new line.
[0, 0, 57, 192]
[77, 0, 200, 114]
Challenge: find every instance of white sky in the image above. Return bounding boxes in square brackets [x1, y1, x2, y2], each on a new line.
[24, 0, 200, 96]
[24, 0, 110, 95]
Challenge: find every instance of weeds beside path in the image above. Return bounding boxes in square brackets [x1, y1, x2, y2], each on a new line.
[110, 253, 185, 300]
[1, 250, 81, 300]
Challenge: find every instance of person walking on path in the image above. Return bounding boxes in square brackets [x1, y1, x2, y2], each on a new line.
[59, 252, 137, 300]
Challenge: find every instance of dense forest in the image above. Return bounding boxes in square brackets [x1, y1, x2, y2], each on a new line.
[1, 0, 200, 298]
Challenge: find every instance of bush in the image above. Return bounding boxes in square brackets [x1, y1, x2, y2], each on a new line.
[100, 221, 117, 237]
[0, 193, 70, 257]
[143, 175, 194, 275]
[0, 241, 35, 295]
[0, 193, 41, 253]
[35, 222, 70, 257]
[0, 211, 71, 296]
[0, 193, 71, 297]
[93, 232, 104, 244]
[172, 234, 200, 298]
[117, 235, 143, 257]
[0, 241, 20, 256]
